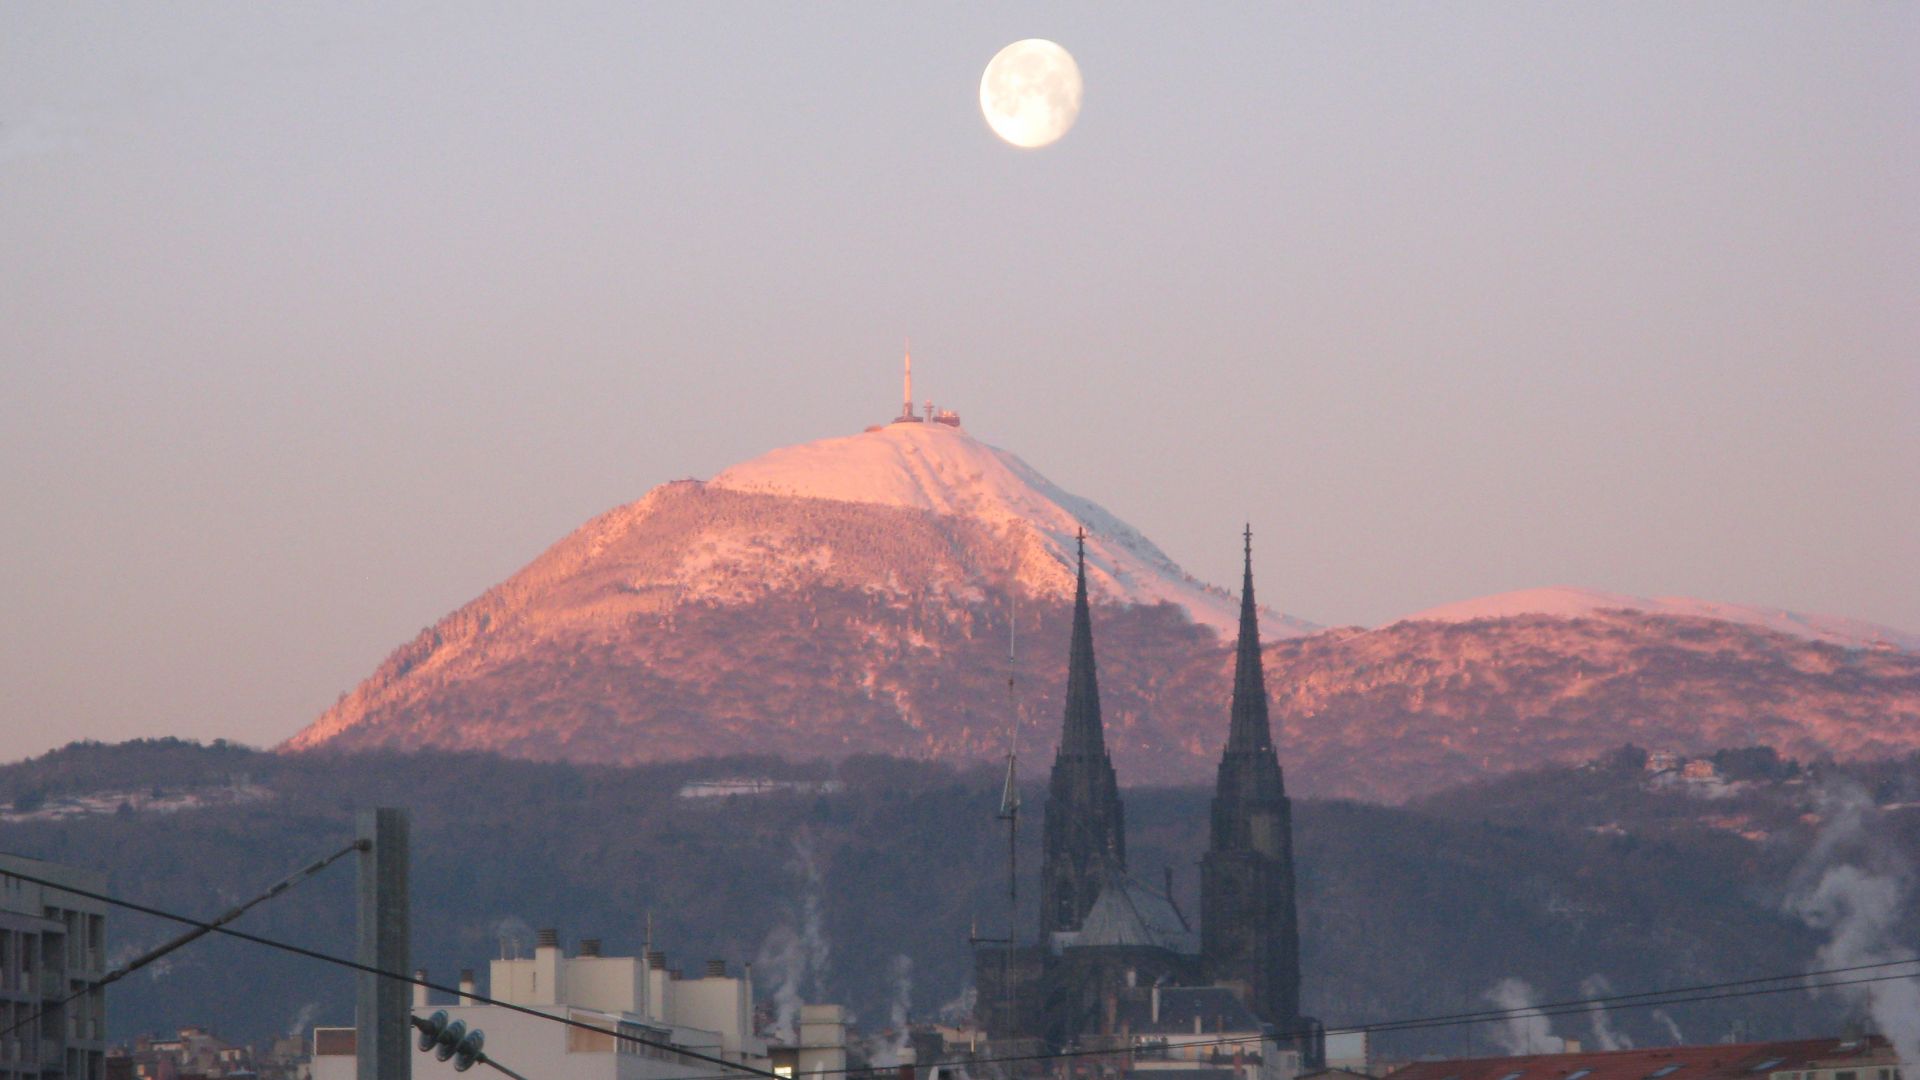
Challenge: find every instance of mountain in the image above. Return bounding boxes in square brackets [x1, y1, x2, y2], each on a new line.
[1397, 586, 1920, 652]
[285, 423, 1920, 798]
[1264, 612, 1920, 798]
[708, 424, 1315, 637]
[284, 423, 1310, 777]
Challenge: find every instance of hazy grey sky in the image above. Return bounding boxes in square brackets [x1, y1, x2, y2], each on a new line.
[3, 4, 1915, 760]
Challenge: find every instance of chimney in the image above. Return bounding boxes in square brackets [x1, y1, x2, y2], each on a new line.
[579, 939, 602, 958]
[647, 951, 667, 970]
[706, 959, 727, 978]
[1151, 985, 1160, 1024]
[533, 928, 562, 1006]
[458, 969, 476, 1006]
[412, 970, 430, 1009]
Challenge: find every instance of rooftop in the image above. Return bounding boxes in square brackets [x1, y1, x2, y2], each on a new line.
[1384, 1036, 1902, 1080]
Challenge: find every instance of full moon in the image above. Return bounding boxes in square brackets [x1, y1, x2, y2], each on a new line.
[979, 39, 1082, 149]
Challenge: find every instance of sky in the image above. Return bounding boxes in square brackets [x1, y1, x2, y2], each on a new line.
[2, 4, 1915, 760]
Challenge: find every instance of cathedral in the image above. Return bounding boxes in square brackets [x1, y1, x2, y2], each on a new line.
[974, 530, 1313, 1060]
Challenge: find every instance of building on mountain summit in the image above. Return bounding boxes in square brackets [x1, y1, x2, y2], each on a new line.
[886, 344, 961, 428]
[973, 529, 1316, 1068]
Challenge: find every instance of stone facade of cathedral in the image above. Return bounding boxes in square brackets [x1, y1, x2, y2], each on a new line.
[973, 532, 1313, 1060]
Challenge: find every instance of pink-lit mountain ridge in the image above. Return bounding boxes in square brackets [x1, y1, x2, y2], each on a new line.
[1400, 586, 1920, 652]
[284, 423, 1920, 799]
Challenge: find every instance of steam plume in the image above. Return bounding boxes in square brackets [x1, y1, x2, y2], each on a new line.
[937, 983, 978, 1026]
[287, 1002, 321, 1037]
[865, 954, 913, 1067]
[1783, 780, 1920, 1067]
[491, 916, 532, 959]
[757, 833, 832, 1042]
[1580, 975, 1633, 1051]
[1485, 978, 1558, 1055]
[1650, 1009, 1686, 1046]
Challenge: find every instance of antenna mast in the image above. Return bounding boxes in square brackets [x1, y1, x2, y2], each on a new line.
[994, 582, 1021, 1041]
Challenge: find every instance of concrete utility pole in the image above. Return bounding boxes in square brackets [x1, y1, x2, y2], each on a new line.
[357, 808, 410, 1080]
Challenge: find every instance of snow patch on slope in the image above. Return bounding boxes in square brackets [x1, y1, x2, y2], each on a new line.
[1397, 586, 1919, 652]
[711, 423, 1316, 639]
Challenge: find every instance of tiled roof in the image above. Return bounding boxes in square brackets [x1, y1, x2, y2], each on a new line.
[1385, 1036, 1899, 1080]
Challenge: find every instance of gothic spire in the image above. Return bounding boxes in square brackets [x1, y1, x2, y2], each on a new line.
[1227, 524, 1272, 754]
[1060, 529, 1105, 757]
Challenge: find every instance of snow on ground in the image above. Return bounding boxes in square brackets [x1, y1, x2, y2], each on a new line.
[710, 422, 1317, 639]
[1395, 586, 1919, 651]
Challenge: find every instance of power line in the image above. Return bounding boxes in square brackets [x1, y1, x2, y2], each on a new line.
[0, 866, 784, 1080]
[0, 839, 366, 1042]
[1338, 954, 1920, 1035]
[667, 957, 1920, 1080]
[8, 865, 1916, 1080]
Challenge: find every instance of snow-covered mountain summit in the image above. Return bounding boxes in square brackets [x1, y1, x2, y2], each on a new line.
[1396, 586, 1918, 652]
[712, 421, 1315, 638]
[283, 421, 1920, 793]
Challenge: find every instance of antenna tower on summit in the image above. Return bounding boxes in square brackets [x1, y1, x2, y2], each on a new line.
[895, 340, 921, 423]
[887, 340, 962, 428]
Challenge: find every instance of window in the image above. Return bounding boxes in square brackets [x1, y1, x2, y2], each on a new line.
[1567, 1071, 1593, 1080]
[1649, 1066, 1684, 1078]
[1752, 1061, 1785, 1073]
[1498, 1071, 1524, 1080]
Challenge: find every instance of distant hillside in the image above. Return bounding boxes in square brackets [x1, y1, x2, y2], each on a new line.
[1399, 586, 1920, 652]
[3, 740, 1914, 1055]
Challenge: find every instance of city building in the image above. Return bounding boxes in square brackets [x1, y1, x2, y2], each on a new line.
[312, 930, 826, 1080]
[1116, 986, 1300, 1080]
[975, 532, 1313, 1069]
[1382, 1036, 1905, 1080]
[106, 1026, 297, 1080]
[0, 853, 108, 1080]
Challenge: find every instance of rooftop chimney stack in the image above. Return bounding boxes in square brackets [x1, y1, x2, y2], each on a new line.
[412, 970, 429, 1009]
[579, 939, 602, 958]
[458, 969, 476, 1006]
[705, 959, 727, 978]
[533, 928, 562, 1005]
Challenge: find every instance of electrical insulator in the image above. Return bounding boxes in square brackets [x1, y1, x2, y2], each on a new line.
[415, 1011, 451, 1053]
[411, 1008, 488, 1073]
[435, 1020, 467, 1062]
[452, 1027, 485, 1072]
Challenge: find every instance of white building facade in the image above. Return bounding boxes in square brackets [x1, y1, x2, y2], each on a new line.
[315, 930, 780, 1080]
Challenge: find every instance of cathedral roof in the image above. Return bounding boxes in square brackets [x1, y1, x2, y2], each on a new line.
[1053, 875, 1197, 954]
